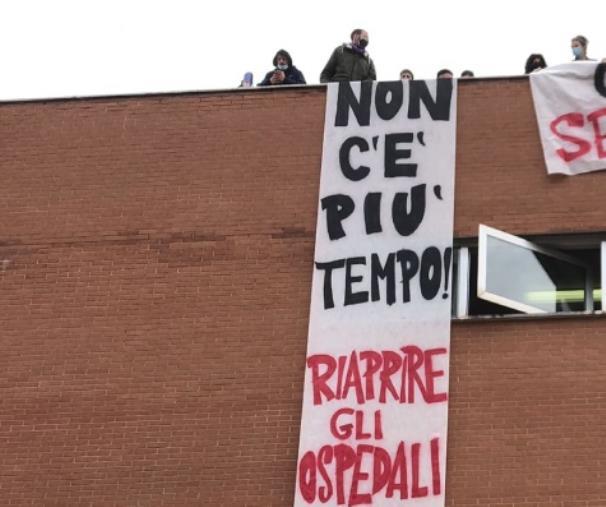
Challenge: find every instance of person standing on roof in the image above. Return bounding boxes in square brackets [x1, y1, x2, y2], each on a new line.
[400, 69, 414, 80]
[258, 49, 306, 86]
[571, 35, 593, 61]
[525, 54, 548, 74]
[320, 29, 376, 83]
[436, 69, 454, 79]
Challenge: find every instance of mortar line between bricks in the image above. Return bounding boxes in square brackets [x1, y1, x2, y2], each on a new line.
[0, 229, 316, 250]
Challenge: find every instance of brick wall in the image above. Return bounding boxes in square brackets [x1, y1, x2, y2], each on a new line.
[0, 81, 605, 505]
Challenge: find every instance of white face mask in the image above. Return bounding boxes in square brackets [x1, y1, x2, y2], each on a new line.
[277, 63, 288, 71]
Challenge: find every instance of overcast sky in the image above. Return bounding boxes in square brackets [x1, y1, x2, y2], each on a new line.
[1, 0, 604, 100]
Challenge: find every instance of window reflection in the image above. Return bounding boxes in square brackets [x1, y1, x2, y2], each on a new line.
[485, 236, 586, 313]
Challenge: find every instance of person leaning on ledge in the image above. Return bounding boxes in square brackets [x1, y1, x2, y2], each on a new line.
[320, 29, 376, 83]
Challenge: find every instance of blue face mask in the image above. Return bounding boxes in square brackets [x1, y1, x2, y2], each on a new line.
[572, 46, 584, 59]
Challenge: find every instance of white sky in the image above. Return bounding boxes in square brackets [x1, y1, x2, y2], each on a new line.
[1, 0, 605, 100]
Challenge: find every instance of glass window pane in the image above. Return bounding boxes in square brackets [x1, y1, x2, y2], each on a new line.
[468, 247, 520, 316]
[485, 236, 586, 313]
[478, 225, 589, 314]
[453, 247, 470, 318]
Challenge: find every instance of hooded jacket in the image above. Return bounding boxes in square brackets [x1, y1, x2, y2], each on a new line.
[320, 43, 376, 83]
[258, 49, 307, 86]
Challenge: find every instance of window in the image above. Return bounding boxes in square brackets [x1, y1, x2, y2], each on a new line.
[453, 225, 604, 318]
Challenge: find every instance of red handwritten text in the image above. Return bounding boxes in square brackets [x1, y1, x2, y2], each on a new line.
[298, 437, 442, 505]
[550, 107, 606, 162]
[307, 346, 448, 406]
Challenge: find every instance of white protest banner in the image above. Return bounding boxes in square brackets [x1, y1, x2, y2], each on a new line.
[530, 62, 606, 175]
[294, 79, 457, 507]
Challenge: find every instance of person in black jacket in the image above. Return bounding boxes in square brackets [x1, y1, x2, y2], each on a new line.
[259, 49, 306, 86]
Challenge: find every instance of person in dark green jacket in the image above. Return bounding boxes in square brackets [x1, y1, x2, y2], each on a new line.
[320, 29, 377, 83]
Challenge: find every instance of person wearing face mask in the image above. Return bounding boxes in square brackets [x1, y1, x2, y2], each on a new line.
[258, 49, 306, 86]
[320, 29, 376, 83]
[571, 35, 593, 61]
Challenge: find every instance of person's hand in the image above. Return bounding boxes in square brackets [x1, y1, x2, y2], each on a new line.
[270, 70, 285, 84]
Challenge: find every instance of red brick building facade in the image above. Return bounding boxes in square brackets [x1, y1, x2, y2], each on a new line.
[1, 79, 605, 505]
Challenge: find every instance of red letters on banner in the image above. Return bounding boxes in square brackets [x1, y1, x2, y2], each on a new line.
[299, 345, 447, 504]
[306, 346, 448, 406]
[550, 107, 606, 162]
[298, 437, 442, 505]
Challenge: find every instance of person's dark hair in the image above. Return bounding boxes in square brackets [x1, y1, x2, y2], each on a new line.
[350, 28, 364, 40]
[272, 49, 292, 68]
[525, 53, 547, 74]
[572, 35, 588, 49]
[461, 70, 474, 77]
[436, 69, 453, 78]
[400, 68, 414, 79]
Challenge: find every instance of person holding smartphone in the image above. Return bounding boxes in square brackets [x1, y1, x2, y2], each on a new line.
[258, 49, 306, 86]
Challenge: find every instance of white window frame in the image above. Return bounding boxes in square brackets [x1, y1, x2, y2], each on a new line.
[601, 242, 606, 312]
[477, 225, 593, 315]
[455, 246, 470, 318]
